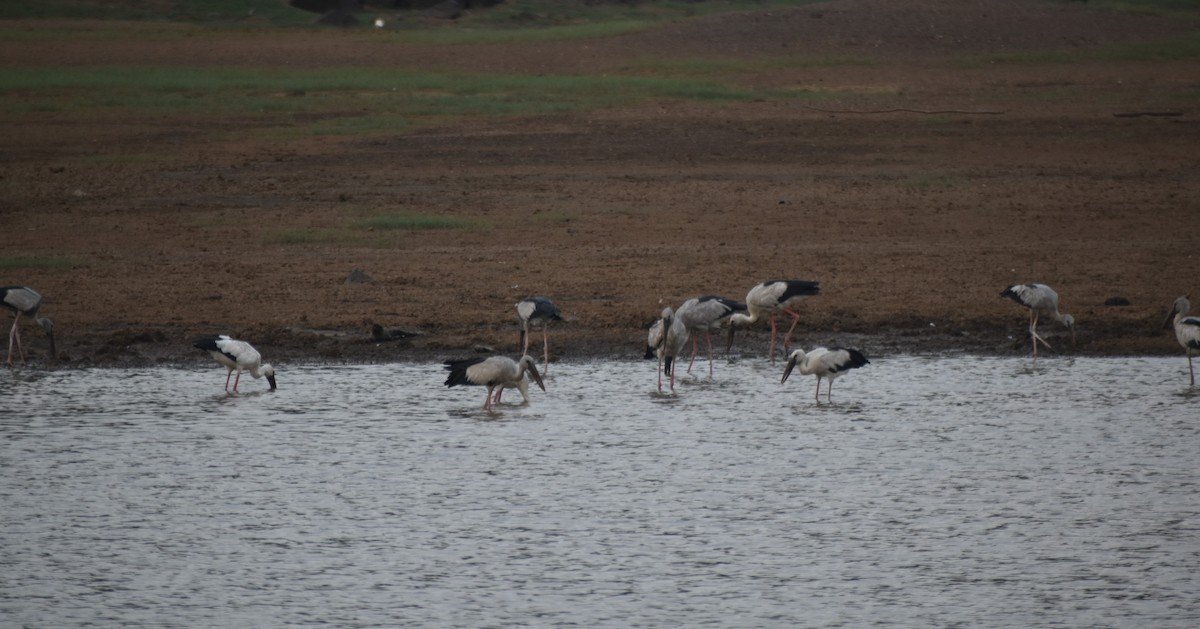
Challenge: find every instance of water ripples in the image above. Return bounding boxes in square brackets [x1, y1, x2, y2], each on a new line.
[2, 356, 1199, 627]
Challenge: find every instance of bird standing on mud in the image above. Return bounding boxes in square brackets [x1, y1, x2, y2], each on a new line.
[2, 285, 56, 367]
[1000, 283, 1075, 356]
[193, 335, 277, 392]
[728, 279, 820, 362]
[781, 347, 870, 402]
[1163, 295, 1200, 386]
[444, 355, 545, 410]
[516, 296, 562, 372]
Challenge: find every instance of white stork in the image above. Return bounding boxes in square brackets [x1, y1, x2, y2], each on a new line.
[646, 306, 690, 393]
[676, 295, 746, 377]
[443, 355, 545, 410]
[1163, 295, 1200, 386]
[193, 335, 277, 392]
[516, 296, 562, 372]
[781, 347, 870, 402]
[2, 285, 56, 367]
[1000, 283, 1075, 356]
[727, 279, 820, 361]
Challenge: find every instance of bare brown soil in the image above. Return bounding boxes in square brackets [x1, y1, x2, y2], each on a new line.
[3, 0, 1199, 368]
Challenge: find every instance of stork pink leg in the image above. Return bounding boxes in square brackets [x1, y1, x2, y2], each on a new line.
[8, 319, 23, 366]
[687, 336, 699, 374]
[782, 308, 802, 354]
[224, 370, 233, 391]
[768, 317, 779, 362]
[232, 371, 242, 393]
[1189, 353, 1195, 386]
[814, 378, 821, 402]
[705, 331, 715, 378]
[657, 354, 664, 392]
[542, 329, 550, 373]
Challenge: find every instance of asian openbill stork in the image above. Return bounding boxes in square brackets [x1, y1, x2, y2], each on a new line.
[727, 279, 820, 361]
[443, 355, 545, 410]
[676, 295, 746, 377]
[516, 296, 562, 372]
[646, 306, 689, 393]
[2, 285, 56, 367]
[781, 347, 870, 402]
[1000, 283, 1075, 356]
[1163, 295, 1200, 386]
[193, 335, 277, 392]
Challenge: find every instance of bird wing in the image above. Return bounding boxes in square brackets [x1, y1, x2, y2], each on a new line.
[443, 356, 490, 387]
[768, 280, 821, 302]
[1001, 283, 1055, 309]
[1, 286, 42, 313]
[826, 347, 870, 372]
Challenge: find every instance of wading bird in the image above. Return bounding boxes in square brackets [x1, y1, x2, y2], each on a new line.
[728, 280, 820, 361]
[676, 295, 746, 377]
[517, 296, 562, 371]
[1000, 283, 1075, 356]
[443, 355, 545, 410]
[1163, 295, 1200, 386]
[193, 335, 277, 392]
[2, 285, 56, 367]
[781, 347, 870, 402]
[647, 306, 690, 393]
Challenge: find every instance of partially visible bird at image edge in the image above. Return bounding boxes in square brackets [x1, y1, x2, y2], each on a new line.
[2, 285, 56, 367]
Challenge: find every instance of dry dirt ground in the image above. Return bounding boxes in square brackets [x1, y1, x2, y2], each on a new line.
[2, 0, 1199, 368]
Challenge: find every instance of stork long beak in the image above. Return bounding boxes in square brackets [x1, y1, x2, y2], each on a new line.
[528, 363, 545, 391]
[644, 345, 656, 360]
[1163, 308, 1178, 331]
[1069, 325, 1076, 347]
[46, 330, 57, 363]
[726, 325, 736, 352]
[267, 374, 277, 390]
[781, 356, 797, 384]
[663, 356, 674, 375]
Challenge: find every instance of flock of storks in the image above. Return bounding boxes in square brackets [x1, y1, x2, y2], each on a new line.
[4, 281, 1200, 408]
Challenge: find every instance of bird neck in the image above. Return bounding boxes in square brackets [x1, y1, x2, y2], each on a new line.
[730, 311, 758, 326]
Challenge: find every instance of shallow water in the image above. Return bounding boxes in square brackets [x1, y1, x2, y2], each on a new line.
[2, 355, 1199, 628]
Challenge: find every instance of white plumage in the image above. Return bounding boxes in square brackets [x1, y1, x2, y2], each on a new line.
[2, 285, 56, 367]
[781, 347, 870, 402]
[516, 296, 562, 372]
[1163, 295, 1200, 386]
[646, 306, 690, 392]
[1000, 283, 1075, 356]
[193, 335, 277, 392]
[675, 295, 746, 377]
[728, 279, 820, 361]
[443, 355, 545, 410]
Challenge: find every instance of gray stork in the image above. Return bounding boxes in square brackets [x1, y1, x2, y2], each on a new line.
[1000, 283, 1075, 356]
[193, 335, 277, 392]
[676, 295, 746, 377]
[2, 285, 56, 367]
[516, 296, 562, 372]
[1163, 295, 1200, 386]
[727, 279, 820, 361]
[782, 347, 870, 402]
[444, 355, 545, 410]
[646, 306, 690, 393]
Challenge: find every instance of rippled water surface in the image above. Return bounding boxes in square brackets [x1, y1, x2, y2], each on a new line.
[3, 355, 1199, 628]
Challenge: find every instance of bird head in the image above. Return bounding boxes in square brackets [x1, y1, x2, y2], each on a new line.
[780, 349, 805, 384]
[1062, 314, 1076, 346]
[519, 356, 545, 392]
[1164, 295, 1190, 331]
[263, 364, 277, 390]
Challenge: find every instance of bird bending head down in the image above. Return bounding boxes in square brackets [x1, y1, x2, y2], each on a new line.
[781, 346, 869, 402]
[443, 354, 546, 410]
[2, 285, 57, 367]
[193, 335, 277, 392]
